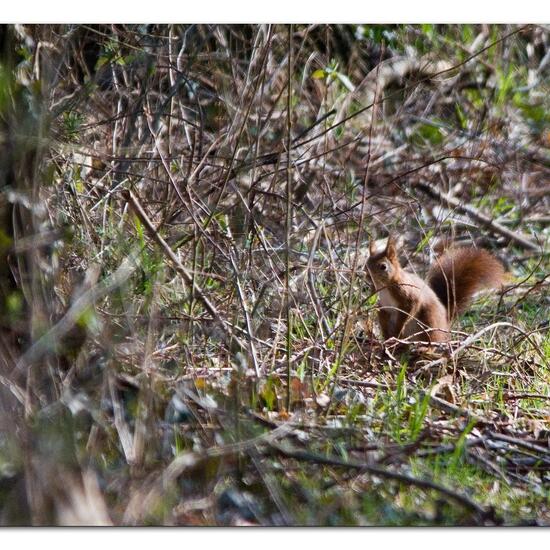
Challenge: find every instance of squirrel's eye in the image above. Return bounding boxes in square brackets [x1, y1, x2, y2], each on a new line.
[379, 263, 387, 271]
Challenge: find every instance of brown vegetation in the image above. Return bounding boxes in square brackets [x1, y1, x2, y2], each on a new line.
[0, 24, 549, 526]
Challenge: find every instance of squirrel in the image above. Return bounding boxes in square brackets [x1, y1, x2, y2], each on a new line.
[366, 235, 505, 344]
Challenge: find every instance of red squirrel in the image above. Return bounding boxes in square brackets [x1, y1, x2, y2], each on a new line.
[366, 236, 505, 344]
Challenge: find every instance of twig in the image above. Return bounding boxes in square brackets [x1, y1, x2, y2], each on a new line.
[414, 181, 540, 251]
[285, 25, 293, 411]
[486, 431, 550, 457]
[422, 393, 487, 425]
[414, 322, 531, 375]
[503, 392, 550, 401]
[122, 189, 237, 345]
[228, 250, 261, 376]
[268, 441, 497, 523]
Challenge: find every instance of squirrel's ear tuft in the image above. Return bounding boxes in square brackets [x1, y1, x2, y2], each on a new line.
[385, 235, 397, 260]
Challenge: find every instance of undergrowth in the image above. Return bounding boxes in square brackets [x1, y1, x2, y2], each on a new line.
[0, 24, 549, 526]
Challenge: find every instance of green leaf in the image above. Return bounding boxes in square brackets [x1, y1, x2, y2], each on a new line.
[311, 69, 326, 79]
[455, 102, 467, 130]
[409, 122, 444, 146]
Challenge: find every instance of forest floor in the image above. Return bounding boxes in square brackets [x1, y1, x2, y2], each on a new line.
[0, 24, 549, 525]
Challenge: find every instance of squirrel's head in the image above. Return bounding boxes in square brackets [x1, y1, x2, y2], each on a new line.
[366, 235, 401, 287]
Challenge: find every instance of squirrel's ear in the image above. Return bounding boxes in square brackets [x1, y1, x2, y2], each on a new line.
[369, 240, 377, 255]
[385, 235, 397, 260]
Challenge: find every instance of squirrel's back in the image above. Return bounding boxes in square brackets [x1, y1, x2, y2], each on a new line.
[427, 247, 504, 319]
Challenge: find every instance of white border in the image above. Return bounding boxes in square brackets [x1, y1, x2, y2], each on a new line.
[1, 1, 548, 543]
[0, 1, 549, 24]
[1, 528, 549, 549]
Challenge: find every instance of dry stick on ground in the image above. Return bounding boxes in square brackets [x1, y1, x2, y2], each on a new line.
[423, 393, 487, 425]
[267, 441, 498, 524]
[414, 181, 541, 251]
[486, 432, 550, 457]
[414, 322, 535, 375]
[497, 255, 545, 311]
[466, 448, 512, 485]
[129, 414, 495, 524]
[504, 392, 550, 401]
[415, 437, 486, 458]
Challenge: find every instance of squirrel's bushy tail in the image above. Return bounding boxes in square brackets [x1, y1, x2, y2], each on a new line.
[427, 248, 504, 319]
